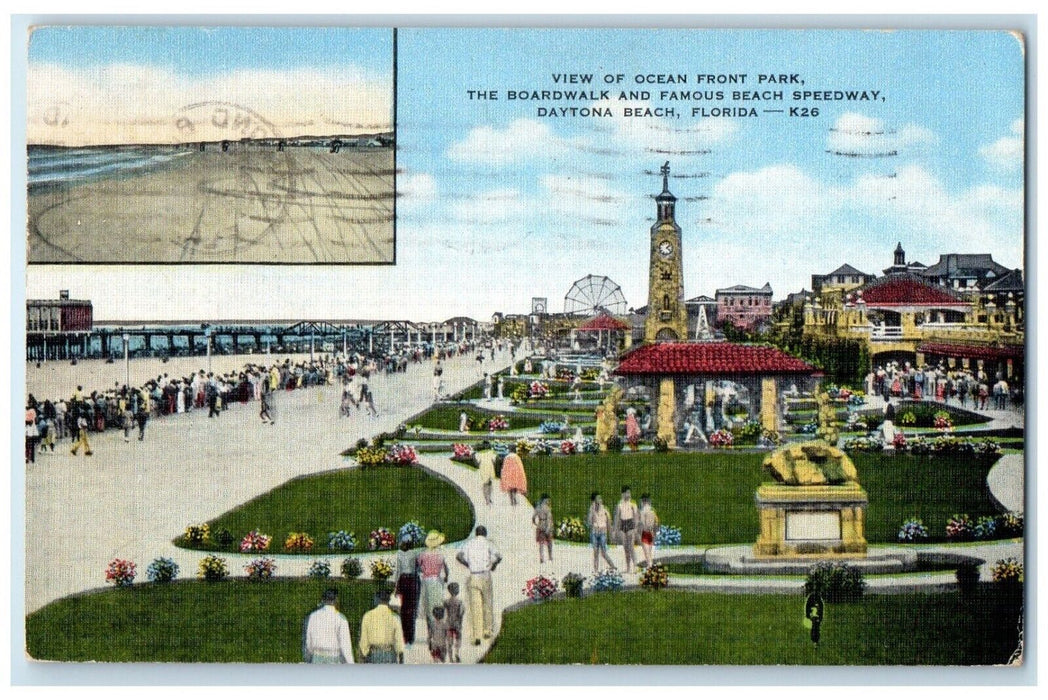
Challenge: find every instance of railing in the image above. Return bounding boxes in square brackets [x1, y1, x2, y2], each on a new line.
[869, 326, 904, 339]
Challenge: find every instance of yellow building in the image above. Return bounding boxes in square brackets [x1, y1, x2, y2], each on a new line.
[803, 273, 1024, 377]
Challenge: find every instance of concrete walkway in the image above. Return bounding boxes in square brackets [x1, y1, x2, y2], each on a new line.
[24, 355, 1026, 665]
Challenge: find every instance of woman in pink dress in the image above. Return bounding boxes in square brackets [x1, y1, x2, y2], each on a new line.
[500, 450, 528, 505]
[625, 407, 641, 450]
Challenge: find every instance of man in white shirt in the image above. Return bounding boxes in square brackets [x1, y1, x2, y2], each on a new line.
[303, 588, 355, 664]
[455, 526, 502, 645]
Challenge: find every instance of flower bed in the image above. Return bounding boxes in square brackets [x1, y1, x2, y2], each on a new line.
[654, 525, 682, 547]
[398, 520, 426, 548]
[522, 575, 559, 602]
[708, 429, 734, 449]
[639, 564, 669, 590]
[284, 532, 314, 552]
[198, 555, 228, 582]
[369, 528, 396, 551]
[146, 557, 179, 583]
[245, 557, 277, 581]
[370, 558, 393, 581]
[105, 559, 136, 588]
[307, 561, 331, 579]
[555, 516, 587, 542]
[896, 518, 929, 543]
[328, 530, 357, 552]
[240, 530, 272, 553]
[591, 570, 624, 592]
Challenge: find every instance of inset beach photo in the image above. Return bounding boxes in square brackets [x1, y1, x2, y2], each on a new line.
[27, 26, 395, 264]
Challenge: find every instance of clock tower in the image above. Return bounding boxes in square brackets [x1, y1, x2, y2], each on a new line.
[644, 162, 688, 343]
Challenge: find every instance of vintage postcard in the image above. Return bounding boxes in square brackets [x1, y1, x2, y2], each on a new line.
[26, 26, 395, 264]
[20, 24, 1026, 674]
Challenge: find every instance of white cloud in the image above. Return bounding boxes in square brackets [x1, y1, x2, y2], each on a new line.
[979, 118, 1024, 172]
[27, 63, 391, 145]
[827, 112, 937, 156]
[448, 187, 527, 225]
[445, 119, 571, 164]
[397, 173, 437, 209]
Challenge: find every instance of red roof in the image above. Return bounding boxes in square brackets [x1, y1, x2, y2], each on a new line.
[859, 277, 968, 307]
[577, 313, 630, 331]
[918, 342, 1024, 361]
[614, 342, 817, 376]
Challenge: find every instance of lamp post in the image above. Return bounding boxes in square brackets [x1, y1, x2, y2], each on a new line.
[122, 331, 130, 388]
[202, 324, 213, 374]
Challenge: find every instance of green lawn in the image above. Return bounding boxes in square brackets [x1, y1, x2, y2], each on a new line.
[27, 579, 383, 662]
[523, 452, 1003, 544]
[484, 589, 1022, 665]
[175, 465, 474, 554]
[28, 581, 1021, 665]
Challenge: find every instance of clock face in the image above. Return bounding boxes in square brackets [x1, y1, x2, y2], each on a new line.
[535, 302, 545, 313]
[658, 240, 673, 258]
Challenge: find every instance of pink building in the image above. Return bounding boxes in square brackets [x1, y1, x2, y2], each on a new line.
[715, 282, 773, 331]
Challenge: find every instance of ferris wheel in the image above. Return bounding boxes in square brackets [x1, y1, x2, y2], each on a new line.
[563, 274, 628, 316]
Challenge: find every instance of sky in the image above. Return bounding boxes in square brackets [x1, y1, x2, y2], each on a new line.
[25, 28, 1026, 322]
[26, 26, 393, 145]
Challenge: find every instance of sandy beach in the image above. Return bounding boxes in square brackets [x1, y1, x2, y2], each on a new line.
[27, 145, 394, 264]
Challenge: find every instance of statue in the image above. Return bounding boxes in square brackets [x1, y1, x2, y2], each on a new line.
[595, 386, 622, 451]
[762, 442, 859, 486]
[814, 391, 840, 446]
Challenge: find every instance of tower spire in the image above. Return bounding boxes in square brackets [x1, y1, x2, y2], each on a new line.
[655, 161, 676, 221]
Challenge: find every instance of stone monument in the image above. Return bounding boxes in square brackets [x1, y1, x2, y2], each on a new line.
[754, 442, 868, 558]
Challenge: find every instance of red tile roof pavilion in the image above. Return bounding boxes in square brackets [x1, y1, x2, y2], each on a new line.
[577, 313, 630, 332]
[614, 342, 819, 376]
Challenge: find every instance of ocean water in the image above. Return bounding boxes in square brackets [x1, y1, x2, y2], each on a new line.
[27, 145, 194, 190]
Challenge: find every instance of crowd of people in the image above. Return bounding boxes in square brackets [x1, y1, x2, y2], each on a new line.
[24, 339, 498, 464]
[866, 361, 1021, 410]
[302, 525, 502, 664]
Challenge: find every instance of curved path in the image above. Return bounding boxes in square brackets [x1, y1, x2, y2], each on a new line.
[23, 354, 1025, 665]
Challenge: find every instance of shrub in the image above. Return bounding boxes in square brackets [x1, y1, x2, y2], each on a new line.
[488, 415, 510, 431]
[284, 532, 315, 552]
[708, 429, 734, 448]
[973, 516, 998, 540]
[945, 514, 975, 542]
[560, 440, 577, 455]
[328, 530, 357, 552]
[539, 420, 565, 435]
[892, 432, 908, 449]
[397, 521, 426, 548]
[368, 528, 395, 551]
[896, 518, 929, 543]
[105, 558, 136, 588]
[198, 555, 228, 582]
[639, 563, 669, 590]
[355, 446, 387, 467]
[578, 437, 599, 454]
[386, 444, 418, 465]
[240, 530, 272, 553]
[562, 572, 585, 598]
[146, 557, 179, 583]
[245, 557, 277, 581]
[530, 439, 555, 456]
[451, 443, 477, 465]
[653, 525, 682, 547]
[956, 562, 980, 596]
[307, 560, 332, 579]
[522, 575, 559, 602]
[183, 523, 210, 545]
[555, 516, 587, 542]
[341, 558, 363, 579]
[933, 411, 954, 431]
[799, 421, 818, 435]
[991, 557, 1023, 586]
[843, 436, 883, 453]
[732, 420, 763, 444]
[591, 570, 624, 592]
[215, 528, 235, 547]
[370, 558, 393, 581]
[510, 385, 529, 404]
[975, 439, 1001, 454]
[898, 411, 917, 426]
[996, 511, 1024, 538]
[652, 436, 670, 452]
[606, 435, 624, 453]
[514, 438, 533, 456]
[804, 561, 866, 603]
